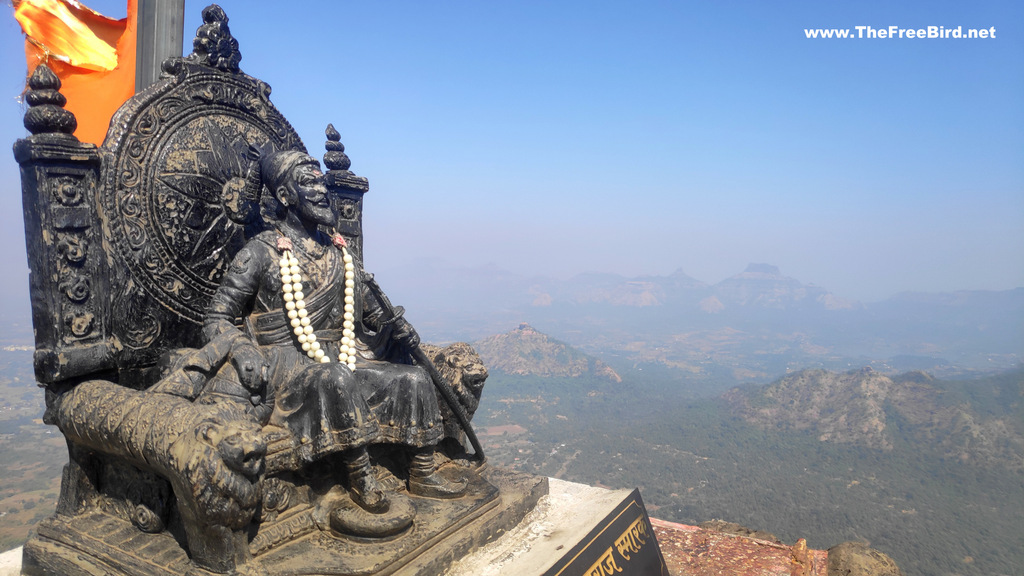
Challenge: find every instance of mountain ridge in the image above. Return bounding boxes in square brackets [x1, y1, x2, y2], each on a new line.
[723, 367, 1024, 470]
[381, 262, 1023, 379]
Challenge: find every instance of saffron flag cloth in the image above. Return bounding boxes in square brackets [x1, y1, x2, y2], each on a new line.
[14, 0, 138, 146]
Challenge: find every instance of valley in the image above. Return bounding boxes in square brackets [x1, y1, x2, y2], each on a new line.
[476, 366, 1024, 576]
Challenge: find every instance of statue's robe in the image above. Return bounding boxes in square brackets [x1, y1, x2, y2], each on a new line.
[205, 230, 443, 465]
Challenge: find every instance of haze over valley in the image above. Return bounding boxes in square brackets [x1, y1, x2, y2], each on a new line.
[380, 261, 1023, 389]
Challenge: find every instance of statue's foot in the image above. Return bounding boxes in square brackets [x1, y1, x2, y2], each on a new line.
[350, 471, 389, 514]
[345, 446, 389, 513]
[408, 468, 468, 499]
[329, 490, 415, 539]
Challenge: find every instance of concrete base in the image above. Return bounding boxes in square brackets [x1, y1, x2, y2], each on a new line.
[445, 478, 635, 575]
[0, 548, 20, 576]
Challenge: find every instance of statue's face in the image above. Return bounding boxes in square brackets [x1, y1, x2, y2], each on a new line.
[285, 162, 335, 227]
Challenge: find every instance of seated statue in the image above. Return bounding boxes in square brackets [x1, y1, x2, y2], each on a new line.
[201, 149, 466, 525]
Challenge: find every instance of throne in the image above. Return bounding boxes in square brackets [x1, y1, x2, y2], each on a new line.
[14, 6, 545, 575]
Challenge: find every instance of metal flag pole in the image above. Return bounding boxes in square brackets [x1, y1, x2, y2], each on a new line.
[135, 0, 185, 92]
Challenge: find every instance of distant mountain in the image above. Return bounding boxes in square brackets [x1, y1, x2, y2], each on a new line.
[712, 264, 859, 311]
[473, 323, 622, 382]
[724, 367, 1024, 470]
[530, 264, 855, 313]
[379, 260, 1023, 380]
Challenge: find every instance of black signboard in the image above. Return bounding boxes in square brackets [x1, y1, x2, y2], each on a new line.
[543, 489, 670, 576]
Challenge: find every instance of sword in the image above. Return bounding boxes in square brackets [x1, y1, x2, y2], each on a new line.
[363, 275, 486, 463]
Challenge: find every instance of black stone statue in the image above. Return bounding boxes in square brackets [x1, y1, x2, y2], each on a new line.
[14, 5, 545, 575]
[201, 148, 468, 525]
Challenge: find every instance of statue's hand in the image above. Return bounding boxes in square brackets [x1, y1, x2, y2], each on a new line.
[230, 342, 268, 393]
[393, 318, 421, 350]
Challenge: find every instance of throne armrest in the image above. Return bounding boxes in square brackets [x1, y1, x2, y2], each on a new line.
[55, 379, 266, 573]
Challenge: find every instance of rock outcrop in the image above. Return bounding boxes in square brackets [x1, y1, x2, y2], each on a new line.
[827, 542, 904, 576]
[474, 323, 622, 382]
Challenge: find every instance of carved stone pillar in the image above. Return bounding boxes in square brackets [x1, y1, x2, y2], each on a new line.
[14, 65, 114, 384]
[323, 124, 369, 262]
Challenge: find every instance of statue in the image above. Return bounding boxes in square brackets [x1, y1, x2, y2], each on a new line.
[14, 5, 546, 575]
[199, 148, 467, 530]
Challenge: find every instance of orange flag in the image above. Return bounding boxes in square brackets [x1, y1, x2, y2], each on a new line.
[14, 0, 138, 146]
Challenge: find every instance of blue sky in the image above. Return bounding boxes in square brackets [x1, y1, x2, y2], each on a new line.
[1, 0, 1022, 303]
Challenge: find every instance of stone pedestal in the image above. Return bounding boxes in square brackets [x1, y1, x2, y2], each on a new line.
[0, 549, 20, 576]
[446, 479, 668, 576]
[21, 467, 547, 576]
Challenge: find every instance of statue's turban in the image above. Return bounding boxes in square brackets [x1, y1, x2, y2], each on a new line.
[259, 150, 319, 194]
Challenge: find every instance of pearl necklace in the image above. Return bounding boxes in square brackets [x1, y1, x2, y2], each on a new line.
[278, 235, 357, 370]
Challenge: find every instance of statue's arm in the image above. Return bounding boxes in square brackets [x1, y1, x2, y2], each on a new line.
[359, 271, 387, 329]
[204, 244, 263, 342]
[359, 271, 420, 350]
[203, 244, 272, 394]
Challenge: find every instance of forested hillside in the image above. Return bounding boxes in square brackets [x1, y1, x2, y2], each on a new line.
[477, 366, 1024, 576]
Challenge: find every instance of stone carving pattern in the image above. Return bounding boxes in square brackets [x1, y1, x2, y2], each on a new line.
[102, 72, 304, 327]
[45, 169, 101, 345]
[337, 198, 359, 221]
[334, 197, 364, 258]
[56, 379, 265, 572]
[187, 4, 242, 73]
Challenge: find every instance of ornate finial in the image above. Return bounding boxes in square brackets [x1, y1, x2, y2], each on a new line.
[323, 124, 351, 172]
[188, 4, 241, 72]
[23, 64, 77, 136]
[322, 124, 368, 193]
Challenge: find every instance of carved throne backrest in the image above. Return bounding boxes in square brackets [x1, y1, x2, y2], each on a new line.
[17, 5, 368, 387]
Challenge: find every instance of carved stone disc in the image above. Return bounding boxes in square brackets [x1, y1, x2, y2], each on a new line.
[102, 68, 304, 325]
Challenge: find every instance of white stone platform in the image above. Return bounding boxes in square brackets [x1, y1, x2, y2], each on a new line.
[0, 547, 21, 576]
[445, 478, 632, 575]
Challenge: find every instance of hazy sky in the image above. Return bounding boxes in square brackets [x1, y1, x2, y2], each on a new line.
[1, 0, 1022, 303]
